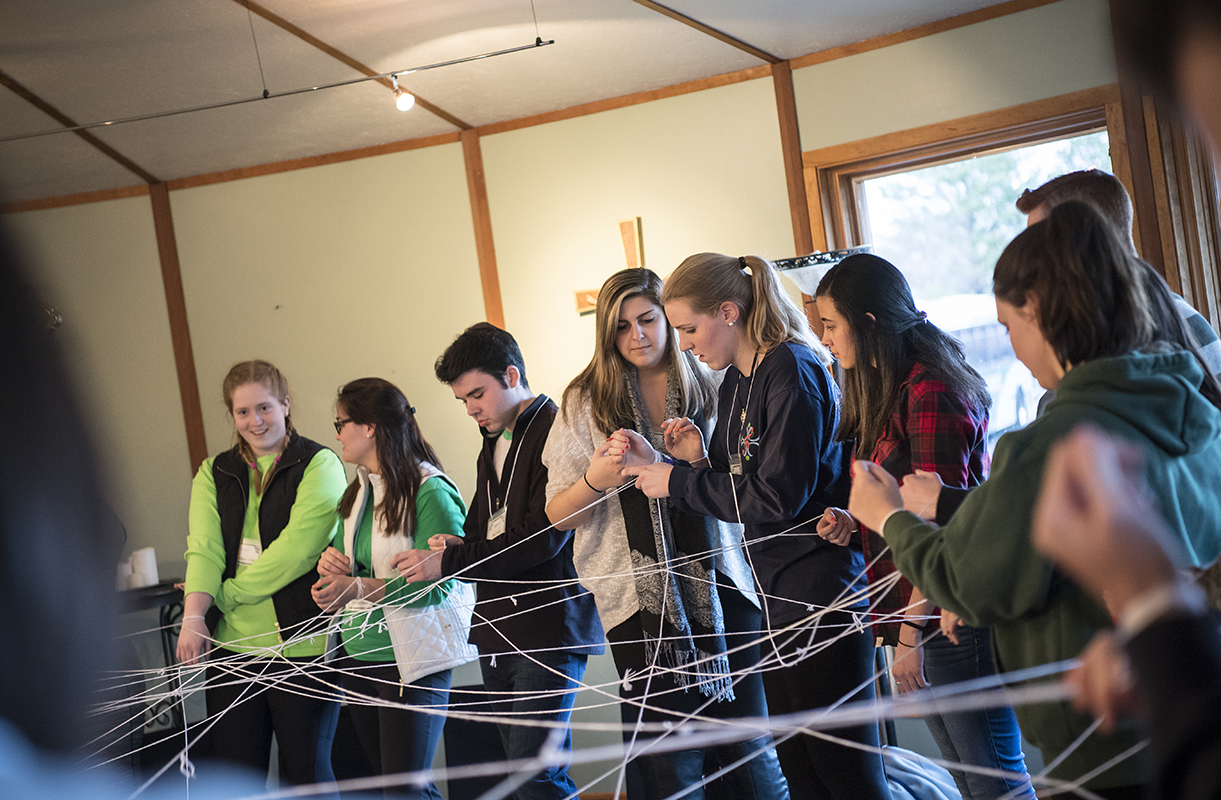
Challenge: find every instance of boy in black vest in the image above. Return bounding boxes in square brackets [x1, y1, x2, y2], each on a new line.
[394, 323, 602, 799]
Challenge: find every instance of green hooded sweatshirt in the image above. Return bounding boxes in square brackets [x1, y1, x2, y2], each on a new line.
[885, 350, 1221, 790]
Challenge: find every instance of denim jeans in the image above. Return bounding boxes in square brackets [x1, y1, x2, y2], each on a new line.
[922, 625, 1036, 800]
[338, 654, 451, 800]
[480, 651, 587, 800]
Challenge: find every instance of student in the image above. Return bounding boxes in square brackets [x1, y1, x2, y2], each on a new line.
[1016, 169, 1221, 387]
[393, 323, 603, 800]
[848, 201, 1221, 798]
[311, 378, 476, 800]
[814, 254, 1034, 800]
[624, 254, 892, 800]
[1032, 425, 1221, 800]
[177, 360, 347, 786]
[542, 268, 789, 800]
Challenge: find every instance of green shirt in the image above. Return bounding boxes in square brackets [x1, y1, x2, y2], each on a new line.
[337, 475, 467, 661]
[184, 447, 346, 656]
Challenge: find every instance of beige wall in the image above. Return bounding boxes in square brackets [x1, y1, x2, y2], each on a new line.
[170, 143, 486, 498]
[793, 0, 1116, 150]
[483, 77, 794, 401]
[8, 196, 193, 575]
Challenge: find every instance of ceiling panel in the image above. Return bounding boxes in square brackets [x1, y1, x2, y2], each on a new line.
[1, 0, 1021, 204]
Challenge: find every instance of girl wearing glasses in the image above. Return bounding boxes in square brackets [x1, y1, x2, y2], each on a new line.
[177, 359, 347, 785]
[313, 378, 475, 800]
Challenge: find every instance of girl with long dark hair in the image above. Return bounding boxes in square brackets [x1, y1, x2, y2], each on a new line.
[311, 377, 475, 800]
[815, 253, 1034, 800]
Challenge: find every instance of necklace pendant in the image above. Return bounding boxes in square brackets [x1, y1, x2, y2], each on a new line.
[740, 409, 747, 424]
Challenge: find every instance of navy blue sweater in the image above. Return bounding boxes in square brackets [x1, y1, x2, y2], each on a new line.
[667, 343, 868, 626]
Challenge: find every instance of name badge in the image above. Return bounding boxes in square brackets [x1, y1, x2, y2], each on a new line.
[238, 538, 263, 566]
[487, 506, 508, 541]
[728, 454, 744, 476]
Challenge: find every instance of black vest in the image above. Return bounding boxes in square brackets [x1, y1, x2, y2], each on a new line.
[206, 434, 329, 641]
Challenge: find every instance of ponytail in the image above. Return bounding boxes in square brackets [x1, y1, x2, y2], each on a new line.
[663, 252, 830, 365]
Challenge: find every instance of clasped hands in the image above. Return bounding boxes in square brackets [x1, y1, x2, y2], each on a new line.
[596, 417, 705, 499]
[312, 534, 466, 610]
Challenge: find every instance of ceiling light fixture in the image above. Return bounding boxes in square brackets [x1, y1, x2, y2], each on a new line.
[0, 37, 554, 142]
[391, 74, 415, 112]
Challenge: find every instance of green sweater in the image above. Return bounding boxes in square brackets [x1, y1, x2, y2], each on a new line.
[337, 475, 467, 661]
[885, 350, 1221, 789]
[184, 448, 346, 656]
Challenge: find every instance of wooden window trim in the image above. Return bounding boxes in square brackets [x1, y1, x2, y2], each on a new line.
[802, 85, 1123, 253]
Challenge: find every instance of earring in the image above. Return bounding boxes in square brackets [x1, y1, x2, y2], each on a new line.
[728, 321, 735, 327]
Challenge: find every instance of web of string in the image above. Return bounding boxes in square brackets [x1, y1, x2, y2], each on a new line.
[96, 480, 1138, 800]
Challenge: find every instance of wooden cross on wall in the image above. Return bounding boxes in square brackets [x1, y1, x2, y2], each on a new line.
[575, 217, 644, 315]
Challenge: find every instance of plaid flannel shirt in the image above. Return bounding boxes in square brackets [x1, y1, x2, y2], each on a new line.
[859, 363, 989, 645]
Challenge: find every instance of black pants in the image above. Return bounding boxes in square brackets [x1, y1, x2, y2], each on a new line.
[337, 654, 451, 800]
[204, 650, 338, 786]
[759, 613, 892, 800]
[607, 583, 790, 800]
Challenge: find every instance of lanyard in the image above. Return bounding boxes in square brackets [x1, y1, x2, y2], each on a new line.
[725, 352, 760, 468]
[486, 395, 544, 518]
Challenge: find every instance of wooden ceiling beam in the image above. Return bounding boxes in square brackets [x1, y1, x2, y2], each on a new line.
[235, 0, 473, 130]
[630, 0, 781, 64]
[0, 68, 160, 184]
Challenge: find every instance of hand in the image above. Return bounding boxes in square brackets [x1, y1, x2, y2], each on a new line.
[661, 417, 707, 463]
[392, 548, 445, 583]
[900, 470, 945, 520]
[816, 507, 855, 546]
[848, 461, 904, 534]
[940, 610, 964, 645]
[1064, 631, 1135, 733]
[311, 575, 362, 611]
[1032, 425, 1179, 615]
[176, 615, 213, 666]
[428, 534, 463, 553]
[892, 639, 927, 694]
[586, 438, 629, 491]
[623, 462, 673, 498]
[316, 546, 351, 578]
[605, 429, 656, 469]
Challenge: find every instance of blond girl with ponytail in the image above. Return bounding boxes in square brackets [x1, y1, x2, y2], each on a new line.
[623, 254, 893, 800]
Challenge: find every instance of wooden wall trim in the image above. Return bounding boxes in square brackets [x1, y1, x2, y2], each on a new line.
[771, 61, 814, 257]
[166, 132, 462, 191]
[789, 0, 1064, 69]
[461, 130, 505, 328]
[149, 183, 208, 473]
[803, 85, 1118, 169]
[1, 184, 150, 214]
[630, 0, 780, 63]
[477, 66, 772, 137]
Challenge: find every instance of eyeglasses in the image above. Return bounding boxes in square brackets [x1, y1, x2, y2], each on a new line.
[333, 417, 353, 433]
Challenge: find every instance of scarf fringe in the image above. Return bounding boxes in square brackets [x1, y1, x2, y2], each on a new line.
[645, 639, 736, 703]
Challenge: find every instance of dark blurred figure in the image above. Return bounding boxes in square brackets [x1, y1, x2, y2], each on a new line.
[0, 223, 119, 756]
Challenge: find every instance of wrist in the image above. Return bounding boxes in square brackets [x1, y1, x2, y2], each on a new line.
[583, 471, 604, 493]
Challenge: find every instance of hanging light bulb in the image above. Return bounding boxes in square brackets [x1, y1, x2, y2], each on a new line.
[391, 74, 415, 112]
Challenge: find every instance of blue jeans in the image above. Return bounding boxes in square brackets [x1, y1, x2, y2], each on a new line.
[922, 625, 1036, 800]
[480, 651, 587, 800]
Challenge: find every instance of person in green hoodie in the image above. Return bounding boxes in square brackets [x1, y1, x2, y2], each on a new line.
[847, 200, 1221, 800]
